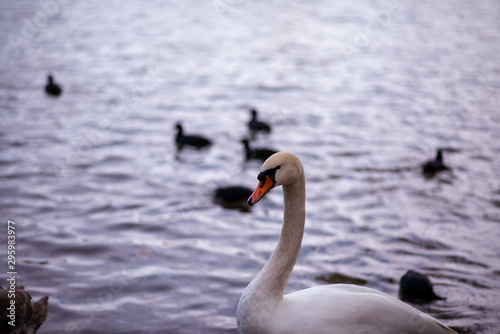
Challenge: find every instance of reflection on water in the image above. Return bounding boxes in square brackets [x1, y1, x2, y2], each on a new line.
[1, 0, 499, 333]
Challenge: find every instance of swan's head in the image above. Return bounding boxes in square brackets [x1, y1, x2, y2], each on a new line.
[248, 152, 303, 206]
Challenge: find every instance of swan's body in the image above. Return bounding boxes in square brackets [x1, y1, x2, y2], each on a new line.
[237, 152, 456, 334]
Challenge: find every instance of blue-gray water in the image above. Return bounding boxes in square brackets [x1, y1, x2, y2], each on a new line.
[1, 0, 499, 333]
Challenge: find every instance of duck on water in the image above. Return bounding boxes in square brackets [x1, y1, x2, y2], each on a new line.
[175, 123, 212, 150]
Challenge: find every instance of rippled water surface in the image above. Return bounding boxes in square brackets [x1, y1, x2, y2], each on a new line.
[1, 0, 500, 333]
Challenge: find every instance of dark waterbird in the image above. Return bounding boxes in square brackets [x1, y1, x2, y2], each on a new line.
[0, 286, 49, 334]
[399, 270, 445, 303]
[241, 139, 277, 162]
[247, 109, 271, 133]
[422, 149, 450, 175]
[45, 74, 62, 96]
[175, 123, 212, 150]
[213, 186, 253, 210]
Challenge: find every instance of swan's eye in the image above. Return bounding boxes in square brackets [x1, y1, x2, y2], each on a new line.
[257, 165, 281, 183]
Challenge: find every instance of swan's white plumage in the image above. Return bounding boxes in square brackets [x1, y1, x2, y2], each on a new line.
[237, 152, 456, 334]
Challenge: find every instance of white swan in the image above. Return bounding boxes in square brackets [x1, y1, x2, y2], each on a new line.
[237, 152, 457, 334]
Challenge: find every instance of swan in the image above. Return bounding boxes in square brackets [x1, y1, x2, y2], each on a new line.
[237, 152, 457, 334]
[45, 74, 62, 96]
[399, 270, 445, 303]
[422, 149, 449, 174]
[175, 123, 212, 149]
[248, 109, 272, 133]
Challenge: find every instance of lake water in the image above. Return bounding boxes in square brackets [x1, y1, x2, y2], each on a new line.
[1, 0, 499, 333]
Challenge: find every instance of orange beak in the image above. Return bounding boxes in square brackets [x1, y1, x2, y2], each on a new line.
[248, 175, 274, 206]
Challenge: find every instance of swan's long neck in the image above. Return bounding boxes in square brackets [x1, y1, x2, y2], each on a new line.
[248, 175, 306, 302]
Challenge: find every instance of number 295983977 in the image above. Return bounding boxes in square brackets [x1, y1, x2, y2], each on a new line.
[7, 220, 16, 272]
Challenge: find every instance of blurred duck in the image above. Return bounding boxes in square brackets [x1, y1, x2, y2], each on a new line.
[422, 149, 449, 175]
[213, 186, 253, 210]
[247, 109, 271, 134]
[241, 139, 277, 162]
[175, 123, 212, 150]
[45, 74, 62, 96]
[399, 270, 445, 303]
[0, 286, 49, 334]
